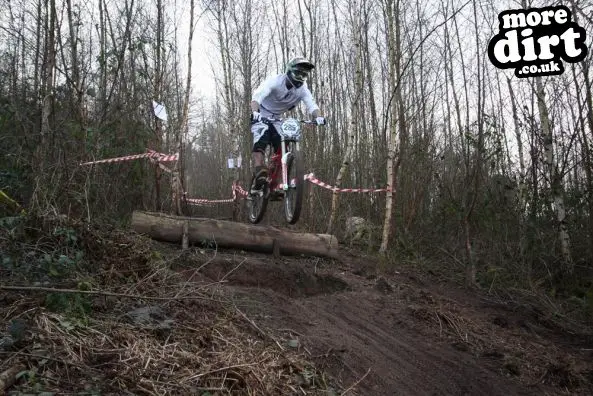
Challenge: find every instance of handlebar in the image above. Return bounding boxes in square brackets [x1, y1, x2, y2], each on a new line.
[260, 116, 318, 125]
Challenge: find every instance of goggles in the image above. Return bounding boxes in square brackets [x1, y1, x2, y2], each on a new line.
[291, 69, 309, 81]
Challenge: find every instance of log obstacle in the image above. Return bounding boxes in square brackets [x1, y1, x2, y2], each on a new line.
[131, 211, 339, 259]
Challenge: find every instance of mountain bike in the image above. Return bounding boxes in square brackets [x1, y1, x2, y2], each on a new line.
[247, 117, 319, 225]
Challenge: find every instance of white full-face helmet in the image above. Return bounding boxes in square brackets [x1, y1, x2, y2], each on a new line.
[285, 57, 315, 88]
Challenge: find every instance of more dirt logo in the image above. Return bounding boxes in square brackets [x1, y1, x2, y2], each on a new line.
[487, 5, 588, 78]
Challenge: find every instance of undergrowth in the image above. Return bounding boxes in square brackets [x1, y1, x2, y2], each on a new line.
[0, 213, 342, 395]
[371, 232, 593, 335]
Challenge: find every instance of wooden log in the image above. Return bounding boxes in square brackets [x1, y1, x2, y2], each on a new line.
[272, 238, 281, 259]
[131, 211, 340, 259]
[181, 220, 189, 250]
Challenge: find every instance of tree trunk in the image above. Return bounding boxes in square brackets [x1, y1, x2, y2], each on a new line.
[131, 211, 340, 259]
[31, 0, 56, 211]
[570, 64, 593, 259]
[379, 0, 402, 253]
[41, 0, 56, 154]
[154, 0, 164, 210]
[462, 0, 486, 287]
[535, 76, 573, 271]
[66, 0, 83, 123]
[569, 0, 593, 258]
[327, 1, 362, 234]
[507, 77, 526, 206]
[176, 0, 195, 215]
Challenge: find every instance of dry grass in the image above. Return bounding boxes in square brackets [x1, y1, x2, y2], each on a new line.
[1, 304, 332, 395]
[0, 215, 339, 395]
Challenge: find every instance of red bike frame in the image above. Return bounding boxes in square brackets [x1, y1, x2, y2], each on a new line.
[256, 116, 315, 194]
[267, 144, 293, 194]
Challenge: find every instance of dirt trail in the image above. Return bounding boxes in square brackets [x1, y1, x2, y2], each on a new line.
[195, 250, 593, 396]
[4, 235, 590, 395]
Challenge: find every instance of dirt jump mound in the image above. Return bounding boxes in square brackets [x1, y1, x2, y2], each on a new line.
[196, 257, 351, 298]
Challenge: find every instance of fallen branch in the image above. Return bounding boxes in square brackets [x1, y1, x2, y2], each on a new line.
[235, 306, 285, 351]
[172, 250, 219, 299]
[0, 285, 223, 303]
[340, 367, 371, 396]
[184, 361, 265, 382]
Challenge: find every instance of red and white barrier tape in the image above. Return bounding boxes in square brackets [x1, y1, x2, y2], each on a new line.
[184, 182, 246, 207]
[234, 185, 249, 197]
[185, 173, 390, 207]
[80, 150, 178, 166]
[304, 173, 391, 193]
[185, 198, 235, 205]
[147, 150, 179, 163]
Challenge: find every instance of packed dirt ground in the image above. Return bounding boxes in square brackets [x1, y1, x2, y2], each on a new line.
[1, 220, 592, 395]
[191, 249, 593, 395]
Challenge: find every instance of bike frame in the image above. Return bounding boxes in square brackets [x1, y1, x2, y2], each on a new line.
[268, 139, 299, 194]
[261, 117, 314, 194]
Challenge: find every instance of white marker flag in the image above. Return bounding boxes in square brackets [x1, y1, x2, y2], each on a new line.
[227, 154, 243, 169]
[152, 101, 168, 121]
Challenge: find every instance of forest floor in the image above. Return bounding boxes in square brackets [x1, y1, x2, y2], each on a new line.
[1, 218, 593, 395]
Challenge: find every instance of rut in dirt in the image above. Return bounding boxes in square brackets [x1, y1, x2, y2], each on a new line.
[193, 252, 553, 396]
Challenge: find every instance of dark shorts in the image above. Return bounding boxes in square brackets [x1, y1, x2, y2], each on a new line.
[252, 122, 281, 154]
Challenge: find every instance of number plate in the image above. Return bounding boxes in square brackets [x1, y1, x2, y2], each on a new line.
[279, 118, 301, 140]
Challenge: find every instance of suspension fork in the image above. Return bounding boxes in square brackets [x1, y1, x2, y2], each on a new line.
[281, 140, 288, 190]
[281, 141, 298, 190]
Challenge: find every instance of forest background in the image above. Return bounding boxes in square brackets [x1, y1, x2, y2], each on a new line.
[1, 0, 592, 312]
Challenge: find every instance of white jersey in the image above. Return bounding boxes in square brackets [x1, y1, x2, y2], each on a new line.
[252, 73, 319, 117]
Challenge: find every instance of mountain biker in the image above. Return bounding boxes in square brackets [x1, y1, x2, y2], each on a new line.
[250, 56, 326, 188]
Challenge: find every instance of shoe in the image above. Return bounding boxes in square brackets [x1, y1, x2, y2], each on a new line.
[253, 166, 268, 189]
[269, 191, 284, 201]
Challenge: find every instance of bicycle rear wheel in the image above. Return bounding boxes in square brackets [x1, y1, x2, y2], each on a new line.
[284, 151, 304, 224]
[247, 175, 269, 224]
